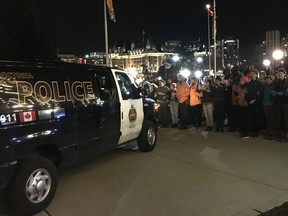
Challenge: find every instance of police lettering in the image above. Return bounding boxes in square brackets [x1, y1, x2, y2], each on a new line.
[16, 81, 95, 104]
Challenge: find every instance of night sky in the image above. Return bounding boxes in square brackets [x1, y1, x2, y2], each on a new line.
[0, 0, 288, 55]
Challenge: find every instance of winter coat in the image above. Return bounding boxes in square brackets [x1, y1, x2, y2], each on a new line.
[176, 81, 190, 104]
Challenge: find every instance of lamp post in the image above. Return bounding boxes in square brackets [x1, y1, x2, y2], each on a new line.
[272, 49, 284, 71]
[206, 4, 211, 74]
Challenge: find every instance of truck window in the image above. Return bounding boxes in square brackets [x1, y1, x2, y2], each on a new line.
[94, 72, 115, 100]
[115, 72, 141, 100]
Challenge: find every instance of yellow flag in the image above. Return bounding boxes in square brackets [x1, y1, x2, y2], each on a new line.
[106, 0, 116, 22]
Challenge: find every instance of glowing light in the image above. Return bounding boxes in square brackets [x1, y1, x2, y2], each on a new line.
[179, 69, 191, 78]
[128, 68, 138, 78]
[263, 59, 271, 67]
[154, 103, 160, 111]
[172, 55, 180, 62]
[195, 71, 203, 78]
[197, 57, 203, 63]
[272, 50, 284, 60]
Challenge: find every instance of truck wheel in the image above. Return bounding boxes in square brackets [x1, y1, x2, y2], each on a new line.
[137, 120, 157, 152]
[4, 156, 58, 215]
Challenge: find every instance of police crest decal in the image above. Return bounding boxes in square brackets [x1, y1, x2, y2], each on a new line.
[128, 104, 137, 123]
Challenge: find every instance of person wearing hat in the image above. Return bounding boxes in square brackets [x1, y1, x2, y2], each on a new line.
[176, 74, 190, 129]
[148, 82, 158, 101]
[155, 79, 171, 128]
[271, 68, 288, 142]
[262, 76, 277, 139]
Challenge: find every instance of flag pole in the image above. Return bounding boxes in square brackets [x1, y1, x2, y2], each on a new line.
[206, 4, 211, 74]
[213, 0, 217, 77]
[104, 0, 109, 66]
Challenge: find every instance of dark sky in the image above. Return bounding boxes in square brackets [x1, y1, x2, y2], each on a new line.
[1, 0, 288, 55]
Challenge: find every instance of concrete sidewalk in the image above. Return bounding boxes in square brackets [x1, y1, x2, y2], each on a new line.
[1, 128, 288, 216]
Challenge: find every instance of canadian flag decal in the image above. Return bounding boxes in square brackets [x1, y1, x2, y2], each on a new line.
[19, 111, 36, 122]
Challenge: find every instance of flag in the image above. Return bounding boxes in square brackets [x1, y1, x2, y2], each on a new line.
[106, 0, 116, 22]
[19, 111, 36, 123]
[208, 9, 214, 16]
[213, 13, 217, 35]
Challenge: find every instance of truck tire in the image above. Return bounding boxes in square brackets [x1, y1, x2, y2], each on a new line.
[4, 156, 58, 215]
[137, 120, 157, 152]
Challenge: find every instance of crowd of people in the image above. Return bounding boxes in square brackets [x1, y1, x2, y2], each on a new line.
[141, 66, 288, 142]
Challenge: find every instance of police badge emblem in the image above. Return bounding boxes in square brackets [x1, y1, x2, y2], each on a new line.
[128, 104, 137, 123]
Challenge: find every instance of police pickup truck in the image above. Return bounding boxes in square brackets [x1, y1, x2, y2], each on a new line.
[0, 60, 158, 215]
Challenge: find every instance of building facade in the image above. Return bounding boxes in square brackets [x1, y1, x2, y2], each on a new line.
[221, 39, 240, 68]
[108, 51, 171, 74]
[266, 30, 281, 57]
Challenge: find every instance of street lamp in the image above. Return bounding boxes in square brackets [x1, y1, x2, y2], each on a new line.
[197, 57, 203, 63]
[179, 69, 191, 79]
[195, 70, 203, 79]
[263, 59, 272, 75]
[272, 49, 284, 70]
[272, 50, 284, 60]
[263, 59, 271, 67]
[172, 55, 180, 62]
[206, 4, 211, 74]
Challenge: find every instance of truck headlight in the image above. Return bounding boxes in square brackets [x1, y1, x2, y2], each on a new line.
[154, 103, 160, 111]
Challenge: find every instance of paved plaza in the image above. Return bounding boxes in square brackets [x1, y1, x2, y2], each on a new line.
[1, 127, 288, 216]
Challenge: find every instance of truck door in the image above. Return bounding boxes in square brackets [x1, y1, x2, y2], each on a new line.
[65, 67, 102, 158]
[93, 70, 121, 149]
[112, 70, 144, 144]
